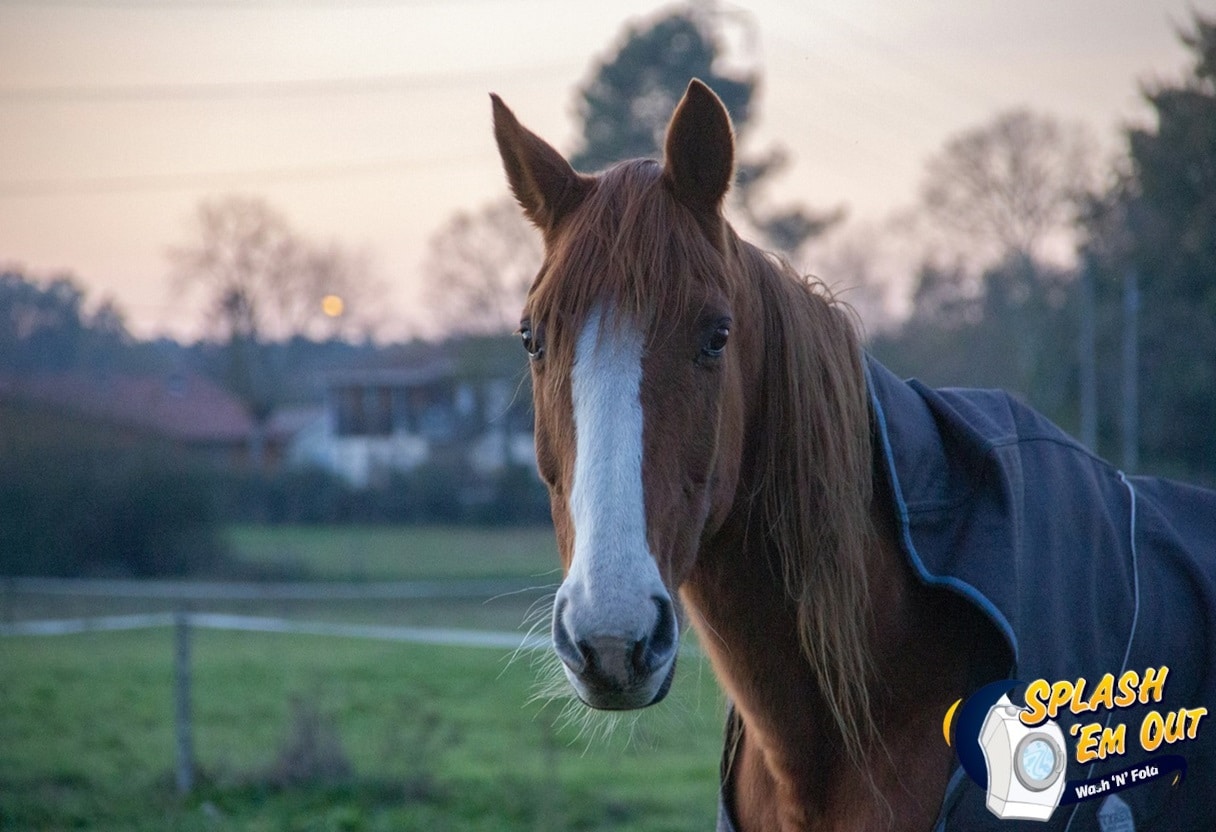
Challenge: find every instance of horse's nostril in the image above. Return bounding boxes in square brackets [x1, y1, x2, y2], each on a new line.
[551, 597, 586, 673]
[640, 595, 678, 676]
[616, 597, 680, 680]
[650, 595, 677, 655]
[630, 638, 648, 677]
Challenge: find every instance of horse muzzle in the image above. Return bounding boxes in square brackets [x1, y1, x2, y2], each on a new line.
[551, 589, 679, 710]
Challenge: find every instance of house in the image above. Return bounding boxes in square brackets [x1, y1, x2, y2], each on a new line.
[286, 359, 536, 488]
[0, 371, 256, 466]
[0, 346, 538, 490]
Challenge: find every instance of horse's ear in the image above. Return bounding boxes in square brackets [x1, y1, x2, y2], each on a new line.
[491, 94, 589, 234]
[663, 79, 734, 215]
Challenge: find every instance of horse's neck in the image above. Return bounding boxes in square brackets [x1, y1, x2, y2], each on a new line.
[682, 496, 1000, 832]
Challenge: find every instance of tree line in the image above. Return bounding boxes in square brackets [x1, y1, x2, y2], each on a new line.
[2, 6, 1213, 576]
[0, 269, 546, 577]
[873, 14, 1216, 484]
[426, 6, 1216, 485]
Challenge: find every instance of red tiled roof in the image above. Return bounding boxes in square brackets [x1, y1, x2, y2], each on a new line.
[1, 372, 254, 444]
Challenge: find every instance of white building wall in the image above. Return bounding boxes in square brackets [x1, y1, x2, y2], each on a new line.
[284, 376, 538, 487]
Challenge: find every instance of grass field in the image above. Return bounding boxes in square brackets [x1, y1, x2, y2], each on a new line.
[222, 525, 561, 582]
[5, 525, 564, 631]
[0, 525, 728, 831]
[0, 628, 724, 831]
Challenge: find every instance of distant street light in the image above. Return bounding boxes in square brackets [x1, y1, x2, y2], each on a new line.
[321, 294, 345, 318]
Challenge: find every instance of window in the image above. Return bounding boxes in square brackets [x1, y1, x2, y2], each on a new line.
[334, 384, 393, 437]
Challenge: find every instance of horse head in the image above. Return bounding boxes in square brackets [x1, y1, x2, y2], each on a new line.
[491, 81, 763, 710]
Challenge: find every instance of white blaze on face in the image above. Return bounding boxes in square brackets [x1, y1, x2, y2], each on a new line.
[564, 307, 665, 640]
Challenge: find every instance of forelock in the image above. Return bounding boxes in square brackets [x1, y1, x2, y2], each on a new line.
[526, 158, 732, 345]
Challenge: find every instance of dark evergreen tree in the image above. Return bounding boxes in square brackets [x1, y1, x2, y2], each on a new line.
[0, 268, 133, 374]
[871, 254, 1077, 423]
[570, 7, 839, 255]
[571, 11, 753, 173]
[1081, 12, 1216, 481]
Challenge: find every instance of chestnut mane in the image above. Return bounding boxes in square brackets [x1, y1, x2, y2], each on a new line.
[527, 157, 879, 771]
[740, 241, 877, 772]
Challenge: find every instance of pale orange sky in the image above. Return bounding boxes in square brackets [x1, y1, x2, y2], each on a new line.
[0, 0, 1202, 340]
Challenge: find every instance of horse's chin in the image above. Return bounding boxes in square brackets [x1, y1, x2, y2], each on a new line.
[567, 653, 678, 711]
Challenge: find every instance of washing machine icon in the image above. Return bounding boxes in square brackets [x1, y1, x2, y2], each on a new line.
[979, 694, 1068, 821]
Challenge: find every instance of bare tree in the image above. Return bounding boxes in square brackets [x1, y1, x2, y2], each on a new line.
[280, 242, 380, 342]
[167, 196, 381, 466]
[168, 195, 378, 344]
[805, 219, 904, 336]
[169, 196, 294, 344]
[920, 110, 1096, 267]
[421, 197, 542, 336]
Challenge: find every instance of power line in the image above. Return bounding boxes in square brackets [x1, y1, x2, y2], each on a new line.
[0, 151, 493, 197]
[0, 62, 580, 104]
[805, 6, 993, 109]
[0, 0, 515, 8]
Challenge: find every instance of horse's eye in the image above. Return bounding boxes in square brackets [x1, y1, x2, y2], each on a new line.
[701, 322, 731, 358]
[519, 323, 543, 360]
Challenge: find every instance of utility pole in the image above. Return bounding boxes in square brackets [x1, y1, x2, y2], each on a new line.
[1078, 259, 1097, 451]
[1120, 268, 1139, 473]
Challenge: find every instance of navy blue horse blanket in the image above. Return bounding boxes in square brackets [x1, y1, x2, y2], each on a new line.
[718, 357, 1216, 831]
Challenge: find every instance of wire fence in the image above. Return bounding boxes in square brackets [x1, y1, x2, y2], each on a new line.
[0, 577, 552, 794]
[0, 610, 550, 650]
[2, 575, 546, 601]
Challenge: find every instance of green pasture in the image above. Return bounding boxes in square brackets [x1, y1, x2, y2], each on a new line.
[0, 524, 726, 830]
[0, 628, 724, 831]
[5, 525, 563, 630]
[222, 525, 561, 582]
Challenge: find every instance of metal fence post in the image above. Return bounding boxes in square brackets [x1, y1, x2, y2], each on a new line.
[1, 577, 14, 624]
[174, 611, 195, 795]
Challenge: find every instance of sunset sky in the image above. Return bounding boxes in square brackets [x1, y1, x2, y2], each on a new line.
[0, 0, 1201, 340]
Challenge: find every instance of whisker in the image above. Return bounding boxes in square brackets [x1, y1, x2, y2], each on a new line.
[484, 582, 560, 605]
[500, 620, 549, 677]
[500, 591, 557, 677]
[522, 591, 558, 622]
[683, 605, 730, 655]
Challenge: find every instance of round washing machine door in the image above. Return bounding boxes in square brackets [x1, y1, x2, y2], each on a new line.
[1014, 732, 1066, 792]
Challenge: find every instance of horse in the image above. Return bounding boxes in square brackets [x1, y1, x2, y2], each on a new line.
[490, 80, 1216, 831]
